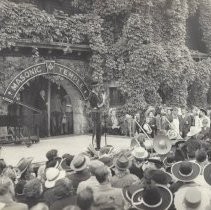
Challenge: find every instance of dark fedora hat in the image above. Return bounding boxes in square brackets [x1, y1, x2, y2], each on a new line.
[131, 185, 173, 210]
[171, 161, 200, 182]
[114, 154, 131, 170]
[203, 163, 211, 185]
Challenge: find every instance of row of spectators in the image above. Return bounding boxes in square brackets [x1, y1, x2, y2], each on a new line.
[1, 133, 211, 210]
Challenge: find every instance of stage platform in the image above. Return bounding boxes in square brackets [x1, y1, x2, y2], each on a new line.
[1, 135, 131, 166]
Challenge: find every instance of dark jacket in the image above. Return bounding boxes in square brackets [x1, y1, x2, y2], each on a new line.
[67, 169, 91, 192]
[49, 195, 77, 210]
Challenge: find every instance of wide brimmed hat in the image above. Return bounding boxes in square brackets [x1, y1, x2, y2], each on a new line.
[45, 168, 66, 189]
[122, 184, 142, 204]
[131, 185, 173, 210]
[16, 157, 33, 178]
[174, 186, 211, 210]
[114, 154, 131, 170]
[203, 163, 211, 185]
[70, 155, 90, 172]
[187, 126, 201, 137]
[131, 147, 149, 160]
[171, 161, 200, 182]
[153, 134, 171, 155]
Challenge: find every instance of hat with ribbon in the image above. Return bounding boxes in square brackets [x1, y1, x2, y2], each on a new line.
[131, 147, 149, 160]
[70, 155, 90, 172]
[153, 134, 171, 155]
[174, 186, 211, 210]
[131, 185, 173, 210]
[171, 161, 200, 182]
[45, 168, 66, 189]
[15, 157, 33, 178]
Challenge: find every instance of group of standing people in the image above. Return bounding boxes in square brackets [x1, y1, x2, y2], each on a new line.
[123, 105, 211, 141]
[35, 89, 73, 137]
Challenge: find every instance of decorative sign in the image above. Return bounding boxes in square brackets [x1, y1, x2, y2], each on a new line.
[4, 61, 90, 100]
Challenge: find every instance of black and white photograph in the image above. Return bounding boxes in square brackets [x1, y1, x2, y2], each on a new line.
[0, 0, 211, 209]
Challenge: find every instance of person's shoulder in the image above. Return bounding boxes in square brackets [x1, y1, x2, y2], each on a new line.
[4, 202, 28, 210]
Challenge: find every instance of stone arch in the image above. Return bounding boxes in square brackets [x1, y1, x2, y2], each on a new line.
[3, 61, 91, 134]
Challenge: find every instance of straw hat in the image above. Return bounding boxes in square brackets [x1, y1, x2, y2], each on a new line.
[15, 157, 33, 178]
[131, 147, 149, 160]
[171, 161, 200, 182]
[45, 168, 66, 189]
[131, 185, 173, 210]
[187, 126, 200, 137]
[153, 134, 171, 155]
[70, 155, 90, 172]
[203, 163, 211, 185]
[174, 186, 211, 210]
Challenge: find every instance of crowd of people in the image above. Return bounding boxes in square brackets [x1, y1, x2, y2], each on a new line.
[121, 105, 211, 140]
[1, 105, 211, 209]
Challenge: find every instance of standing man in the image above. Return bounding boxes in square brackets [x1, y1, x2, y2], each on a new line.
[50, 92, 63, 136]
[89, 81, 106, 150]
[179, 106, 192, 138]
[35, 89, 48, 137]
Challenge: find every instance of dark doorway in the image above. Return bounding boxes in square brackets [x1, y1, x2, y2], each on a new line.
[10, 76, 74, 138]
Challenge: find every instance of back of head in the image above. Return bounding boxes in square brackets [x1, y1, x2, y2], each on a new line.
[46, 149, 58, 161]
[95, 166, 109, 184]
[88, 160, 104, 175]
[77, 187, 94, 210]
[54, 178, 73, 198]
[195, 149, 207, 163]
[23, 178, 42, 199]
[0, 176, 14, 196]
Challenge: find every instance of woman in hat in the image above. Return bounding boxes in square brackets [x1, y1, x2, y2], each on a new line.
[43, 167, 66, 206]
[110, 154, 139, 188]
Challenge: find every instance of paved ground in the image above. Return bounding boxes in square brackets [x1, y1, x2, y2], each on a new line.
[1, 135, 131, 166]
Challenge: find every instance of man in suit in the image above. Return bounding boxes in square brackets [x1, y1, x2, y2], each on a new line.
[89, 82, 105, 150]
[179, 106, 192, 138]
[35, 90, 47, 137]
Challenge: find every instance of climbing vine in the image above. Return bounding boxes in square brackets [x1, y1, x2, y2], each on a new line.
[0, 0, 211, 119]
